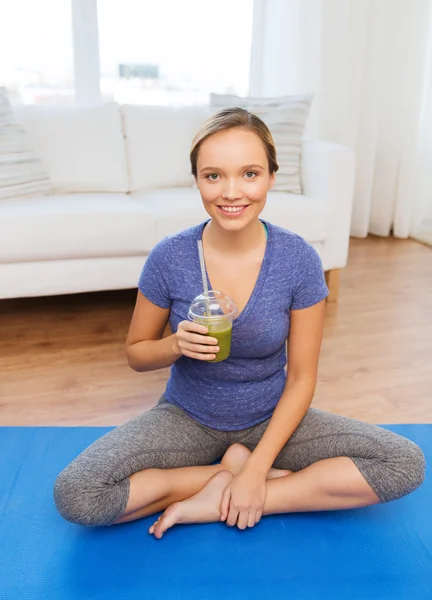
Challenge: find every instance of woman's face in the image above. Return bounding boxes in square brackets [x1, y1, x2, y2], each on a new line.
[195, 127, 275, 232]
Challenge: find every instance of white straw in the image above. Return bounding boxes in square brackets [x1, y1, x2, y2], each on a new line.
[197, 240, 210, 316]
[197, 240, 209, 296]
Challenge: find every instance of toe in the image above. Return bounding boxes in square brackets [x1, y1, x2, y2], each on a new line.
[154, 504, 182, 538]
[149, 517, 161, 535]
[154, 518, 166, 539]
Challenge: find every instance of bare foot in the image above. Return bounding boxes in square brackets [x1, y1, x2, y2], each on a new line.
[221, 443, 293, 479]
[148, 470, 233, 539]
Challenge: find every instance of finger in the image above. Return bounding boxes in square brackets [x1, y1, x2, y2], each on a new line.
[226, 505, 239, 528]
[255, 510, 263, 525]
[179, 322, 217, 342]
[181, 350, 218, 361]
[220, 486, 231, 521]
[179, 321, 209, 335]
[181, 333, 219, 346]
[181, 342, 220, 354]
[247, 512, 256, 528]
[237, 511, 249, 530]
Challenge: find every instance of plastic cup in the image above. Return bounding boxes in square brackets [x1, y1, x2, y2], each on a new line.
[188, 291, 238, 363]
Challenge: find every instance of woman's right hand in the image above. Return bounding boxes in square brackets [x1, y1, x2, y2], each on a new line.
[173, 321, 219, 361]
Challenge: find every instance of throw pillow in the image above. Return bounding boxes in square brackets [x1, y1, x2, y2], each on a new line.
[210, 93, 313, 194]
[0, 87, 52, 200]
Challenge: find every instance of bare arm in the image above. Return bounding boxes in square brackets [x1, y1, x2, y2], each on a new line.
[125, 291, 181, 372]
[243, 299, 326, 475]
[126, 291, 219, 372]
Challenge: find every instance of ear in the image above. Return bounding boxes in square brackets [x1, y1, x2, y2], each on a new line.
[268, 172, 276, 190]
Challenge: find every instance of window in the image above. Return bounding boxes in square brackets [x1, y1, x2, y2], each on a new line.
[1, 0, 254, 107]
[97, 0, 254, 105]
[0, 0, 74, 105]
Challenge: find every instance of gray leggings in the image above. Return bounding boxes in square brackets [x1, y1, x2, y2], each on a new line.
[53, 397, 426, 527]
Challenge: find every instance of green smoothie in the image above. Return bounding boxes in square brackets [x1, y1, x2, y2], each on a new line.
[188, 290, 237, 364]
[206, 323, 233, 363]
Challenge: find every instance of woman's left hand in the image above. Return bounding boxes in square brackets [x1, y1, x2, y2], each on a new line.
[220, 468, 267, 529]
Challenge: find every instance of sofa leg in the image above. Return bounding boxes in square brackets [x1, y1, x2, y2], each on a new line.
[325, 269, 340, 303]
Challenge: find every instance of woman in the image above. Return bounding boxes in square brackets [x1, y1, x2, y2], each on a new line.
[54, 108, 425, 539]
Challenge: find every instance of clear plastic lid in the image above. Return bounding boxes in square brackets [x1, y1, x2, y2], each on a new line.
[188, 290, 238, 322]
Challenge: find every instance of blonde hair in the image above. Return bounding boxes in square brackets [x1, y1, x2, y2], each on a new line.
[190, 107, 279, 178]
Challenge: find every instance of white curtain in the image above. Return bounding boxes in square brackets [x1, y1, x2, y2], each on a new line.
[251, 0, 432, 238]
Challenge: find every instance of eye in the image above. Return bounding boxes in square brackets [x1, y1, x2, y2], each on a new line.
[244, 171, 258, 179]
[206, 173, 220, 181]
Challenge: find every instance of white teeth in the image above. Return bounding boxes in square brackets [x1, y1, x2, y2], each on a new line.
[220, 206, 244, 213]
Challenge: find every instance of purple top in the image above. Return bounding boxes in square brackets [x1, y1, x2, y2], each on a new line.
[138, 220, 328, 431]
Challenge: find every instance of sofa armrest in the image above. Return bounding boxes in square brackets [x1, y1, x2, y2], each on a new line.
[301, 139, 356, 270]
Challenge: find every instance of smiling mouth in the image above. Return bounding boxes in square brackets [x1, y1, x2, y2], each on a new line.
[217, 205, 249, 215]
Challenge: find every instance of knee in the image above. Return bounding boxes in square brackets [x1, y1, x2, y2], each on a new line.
[53, 468, 103, 526]
[401, 441, 426, 495]
[383, 439, 426, 502]
[53, 465, 128, 527]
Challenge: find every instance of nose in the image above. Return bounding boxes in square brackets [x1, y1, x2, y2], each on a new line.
[222, 178, 243, 201]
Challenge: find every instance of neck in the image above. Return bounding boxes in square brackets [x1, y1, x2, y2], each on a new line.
[203, 218, 265, 254]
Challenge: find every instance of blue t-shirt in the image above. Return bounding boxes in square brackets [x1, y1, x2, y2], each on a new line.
[138, 220, 329, 431]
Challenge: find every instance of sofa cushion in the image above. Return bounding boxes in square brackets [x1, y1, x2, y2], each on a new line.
[131, 188, 209, 243]
[131, 188, 326, 245]
[13, 103, 129, 194]
[122, 105, 211, 193]
[261, 192, 326, 241]
[0, 87, 53, 201]
[0, 194, 155, 263]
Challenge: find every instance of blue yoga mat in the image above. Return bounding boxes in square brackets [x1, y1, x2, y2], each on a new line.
[0, 425, 431, 600]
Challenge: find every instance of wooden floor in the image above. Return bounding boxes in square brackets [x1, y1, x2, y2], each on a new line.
[1, 236, 431, 426]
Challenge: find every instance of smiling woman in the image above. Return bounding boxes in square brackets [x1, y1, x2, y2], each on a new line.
[53, 107, 425, 539]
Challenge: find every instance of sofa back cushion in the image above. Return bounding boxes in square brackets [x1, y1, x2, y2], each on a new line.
[14, 103, 129, 193]
[0, 87, 53, 200]
[122, 104, 211, 192]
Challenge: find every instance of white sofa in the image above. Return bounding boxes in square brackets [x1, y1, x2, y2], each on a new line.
[0, 103, 355, 300]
